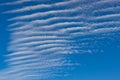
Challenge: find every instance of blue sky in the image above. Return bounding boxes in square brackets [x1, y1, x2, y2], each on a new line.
[0, 0, 120, 80]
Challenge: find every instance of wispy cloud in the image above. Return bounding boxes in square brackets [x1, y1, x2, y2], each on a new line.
[8, 6, 82, 21]
[3, 0, 79, 13]
[0, 0, 120, 80]
[0, 0, 39, 5]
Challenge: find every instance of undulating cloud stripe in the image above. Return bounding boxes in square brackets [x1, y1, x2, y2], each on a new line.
[0, 0, 120, 80]
[9, 16, 83, 27]
[3, 0, 79, 13]
[0, 0, 42, 5]
[9, 7, 82, 21]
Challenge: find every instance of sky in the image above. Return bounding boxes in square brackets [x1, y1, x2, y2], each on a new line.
[0, 0, 120, 80]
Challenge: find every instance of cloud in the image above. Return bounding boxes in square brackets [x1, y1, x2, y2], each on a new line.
[0, 0, 120, 80]
[3, 0, 79, 13]
[0, 0, 39, 5]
